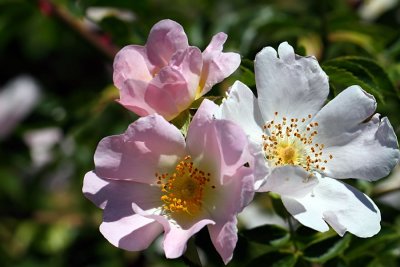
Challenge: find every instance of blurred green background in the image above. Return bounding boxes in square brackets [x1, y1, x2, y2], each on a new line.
[1, 0, 400, 266]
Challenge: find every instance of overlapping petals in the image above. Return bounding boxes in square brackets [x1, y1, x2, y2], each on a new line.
[216, 42, 399, 237]
[83, 100, 254, 264]
[113, 19, 241, 121]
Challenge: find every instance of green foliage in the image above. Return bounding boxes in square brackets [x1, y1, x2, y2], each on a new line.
[322, 56, 398, 103]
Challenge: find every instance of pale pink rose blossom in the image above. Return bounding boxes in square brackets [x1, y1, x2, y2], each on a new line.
[113, 19, 241, 121]
[83, 100, 254, 264]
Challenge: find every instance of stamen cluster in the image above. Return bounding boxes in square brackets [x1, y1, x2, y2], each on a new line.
[262, 112, 332, 172]
[156, 155, 214, 216]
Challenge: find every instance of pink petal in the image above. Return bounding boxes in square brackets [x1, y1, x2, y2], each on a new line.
[208, 217, 238, 265]
[215, 81, 269, 189]
[113, 45, 154, 89]
[146, 19, 189, 67]
[83, 172, 164, 251]
[187, 99, 250, 178]
[117, 79, 157, 117]
[145, 66, 189, 121]
[170, 47, 203, 98]
[131, 203, 214, 259]
[209, 166, 255, 223]
[163, 220, 214, 259]
[199, 33, 241, 95]
[94, 114, 186, 183]
[83, 171, 162, 221]
[100, 213, 163, 251]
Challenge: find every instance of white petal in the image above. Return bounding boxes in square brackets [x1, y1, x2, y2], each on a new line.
[255, 42, 329, 121]
[282, 177, 381, 237]
[248, 140, 270, 190]
[313, 85, 377, 147]
[324, 115, 398, 180]
[215, 81, 268, 187]
[313, 86, 399, 180]
[215, 80, 264, 144]
[258, 165, 318, 198]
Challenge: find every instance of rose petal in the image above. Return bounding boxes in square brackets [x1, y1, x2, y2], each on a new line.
[187, 99, 249, 178]
[257, 165, 318, 198]
[131, 203, 214, 259]
[146, 19, 189, 67]
[255, 42, 329, 121]
[145, 66, 188, 120]
[215, 81, 269, 188]
[170, 46, 203, 98]
[94, 114, 186, 183]
[323, 114, 399, 181]
[113, 45, 153, 89]
[100, 213, 163, 251]
[206, 165, 255, 224]
[83, 171, 162, 222]
[312, 85, 377, 147]
[311, 86, 399, 180]
[215, 81, 264, 144]
[208, 217, 238, 264]
[117, 79, 157, 117]
[162, 220, 213, 259]
[282, 177, 381, 237]
[199, 32, 241, 96]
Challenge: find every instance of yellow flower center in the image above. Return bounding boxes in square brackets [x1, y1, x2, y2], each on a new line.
[156, 155, 215, 217]
[262, 112, 333, 172]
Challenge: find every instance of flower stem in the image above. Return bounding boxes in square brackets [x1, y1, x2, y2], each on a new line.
[36, 0, 119, 60]
[286, 211, 299, 253]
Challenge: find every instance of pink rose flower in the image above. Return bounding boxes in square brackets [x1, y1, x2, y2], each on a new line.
[113, 19, 241, 121]
[83, 100, 254, 264]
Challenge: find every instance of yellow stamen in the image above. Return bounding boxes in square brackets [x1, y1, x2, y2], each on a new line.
[156, 156, 215, 217]
[262, 112, 332, 173]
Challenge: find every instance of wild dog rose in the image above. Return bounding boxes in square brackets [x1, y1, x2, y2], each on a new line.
[215, 42, 399, 237]
[113, 19, 241, 121]
[83, 100, 254, 264]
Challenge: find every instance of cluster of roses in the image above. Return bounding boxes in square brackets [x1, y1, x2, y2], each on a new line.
[83, 20, 399, 264]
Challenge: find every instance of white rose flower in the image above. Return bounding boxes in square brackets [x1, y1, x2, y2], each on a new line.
[215, 42, 400, 237]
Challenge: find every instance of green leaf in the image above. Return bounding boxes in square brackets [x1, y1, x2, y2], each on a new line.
[170, 109, 191, 137]
[241, 224, 290, 246]
[329, 31, 376, 55]
[302, 234, 352, 263]
[182, 237, 202, 267]
[345, 226, 400, 261]
[367, 254, 398, 267]
[322, 56, 398, 103]
[296, 227, 338, 250]
[270, 194, 289, 220]
[245, 252, 297, 267]
[239, 59, 256, 88]
[190, 96, 223, 110]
